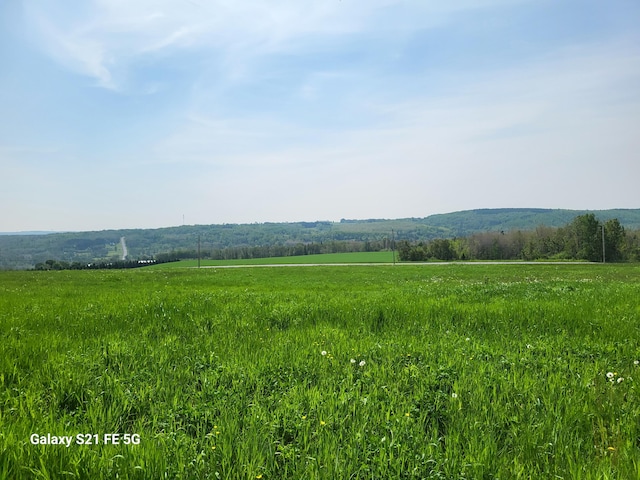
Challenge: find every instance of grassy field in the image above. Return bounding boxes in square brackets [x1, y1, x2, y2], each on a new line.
[1, 264, 639, 479]
[152, 251, 397, 268]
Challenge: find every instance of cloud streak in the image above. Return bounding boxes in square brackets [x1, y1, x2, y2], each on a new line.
[24, 1, 538, 89]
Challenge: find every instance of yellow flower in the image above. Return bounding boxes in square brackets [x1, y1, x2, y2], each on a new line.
[256, 475, 263, 479]
[320, 420, 326, 426]
[607, 446, 616, 451]
[405, 413, 410, 417]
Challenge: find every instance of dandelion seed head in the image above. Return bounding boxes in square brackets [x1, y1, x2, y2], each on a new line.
[451, 393, 458, 399]
[350, 358, 356, 364]
[617, 377, 624, 383]
[634, 360, 639, 366]
[359, 360, 366, 367]
[606, 372, 615, 379]
[321, 350, 327, 356]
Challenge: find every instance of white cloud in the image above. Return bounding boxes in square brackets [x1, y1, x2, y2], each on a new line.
[23, 0, 535, 90]
[25, 9, 115, 89]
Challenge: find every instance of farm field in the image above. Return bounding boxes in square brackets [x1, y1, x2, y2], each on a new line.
[151, 251, 397, 268]
[1, 264, 639, 479]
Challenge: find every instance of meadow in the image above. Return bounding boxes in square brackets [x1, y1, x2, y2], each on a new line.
[0, 263, 639, 479]
[150, 251, 397, 268]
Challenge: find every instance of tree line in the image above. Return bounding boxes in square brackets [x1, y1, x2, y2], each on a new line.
[397, 214, 638, 262]
[33, 259, 160, 271]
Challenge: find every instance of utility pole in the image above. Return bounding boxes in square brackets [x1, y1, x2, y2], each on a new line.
[601, 225, 605, 263]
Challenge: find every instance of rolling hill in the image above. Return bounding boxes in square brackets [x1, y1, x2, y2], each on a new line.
[1, 208, 639, 269]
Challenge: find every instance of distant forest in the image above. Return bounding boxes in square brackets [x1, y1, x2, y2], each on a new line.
[31, 214, 640, 270]
[2, 208, 640, 269]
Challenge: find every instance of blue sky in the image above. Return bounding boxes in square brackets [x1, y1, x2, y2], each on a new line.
[1, 0, 639, 232]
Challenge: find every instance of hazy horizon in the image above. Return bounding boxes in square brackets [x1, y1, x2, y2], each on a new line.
[2, 206, 640, 235]
[2, 1, 639, 232]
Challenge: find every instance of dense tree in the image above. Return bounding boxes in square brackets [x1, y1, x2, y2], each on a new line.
[603, 218, 625, 262]
[398, 216, 636, 263]
[566, 214, 601, 261]
[429, 239, 456, 260]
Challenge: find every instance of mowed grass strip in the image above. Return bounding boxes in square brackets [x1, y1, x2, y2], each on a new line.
[0, 264, 639, 479]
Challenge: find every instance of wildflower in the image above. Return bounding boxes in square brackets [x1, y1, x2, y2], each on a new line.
[359, 360, 366, 367]
[607, 446, 616, 452]
[451, 393, 458, 399]
[606, 372, 615, 379]
[320, 420, 326, 426]
[526, 344, 532, 349]
[617, 377, 624, 384]
[405, 412, 410, 417]
[634, 360, 639, 366]
[321, 350, 327, 356]
[302, 415, 307, 420]
[465, 337, 470, 342]
[256, 475, 263, 479]
[211, 445, 216, 450]
[350, 358, 356, 364]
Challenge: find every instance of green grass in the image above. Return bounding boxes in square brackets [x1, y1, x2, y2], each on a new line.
[151, 251, 397, 268]
[1, 264, 639, 479]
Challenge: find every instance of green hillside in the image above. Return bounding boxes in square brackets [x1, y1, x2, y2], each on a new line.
[1, 208, 639, 269]
[421, 208, 640, 233]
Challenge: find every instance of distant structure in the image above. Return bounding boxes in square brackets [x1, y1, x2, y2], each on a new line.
[120, 237, 128, 261]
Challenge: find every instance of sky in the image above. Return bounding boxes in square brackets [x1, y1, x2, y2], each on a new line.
[1, 0, 639, 232]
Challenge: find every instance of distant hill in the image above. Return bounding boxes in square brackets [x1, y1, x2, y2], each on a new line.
[420, 208, 640, 234]
[1, 208, 639, 269]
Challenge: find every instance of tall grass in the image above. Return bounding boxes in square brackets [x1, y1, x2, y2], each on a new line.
[1, 264, 639, 478]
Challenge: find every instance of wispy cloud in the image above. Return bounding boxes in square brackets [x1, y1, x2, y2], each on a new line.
[23, 0, 535, 90]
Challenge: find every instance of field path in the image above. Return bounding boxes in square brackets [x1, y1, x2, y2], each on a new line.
[120, 237, 128, 260]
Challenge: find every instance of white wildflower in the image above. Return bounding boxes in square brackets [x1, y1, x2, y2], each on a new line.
[451, 393, 458, 399]
[321, 350, 327, 356]
[350, 358, 356, 364]
[606, 372, 615, 379]
[617, 377, 624, 384]
[359, 360, 366, 367]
